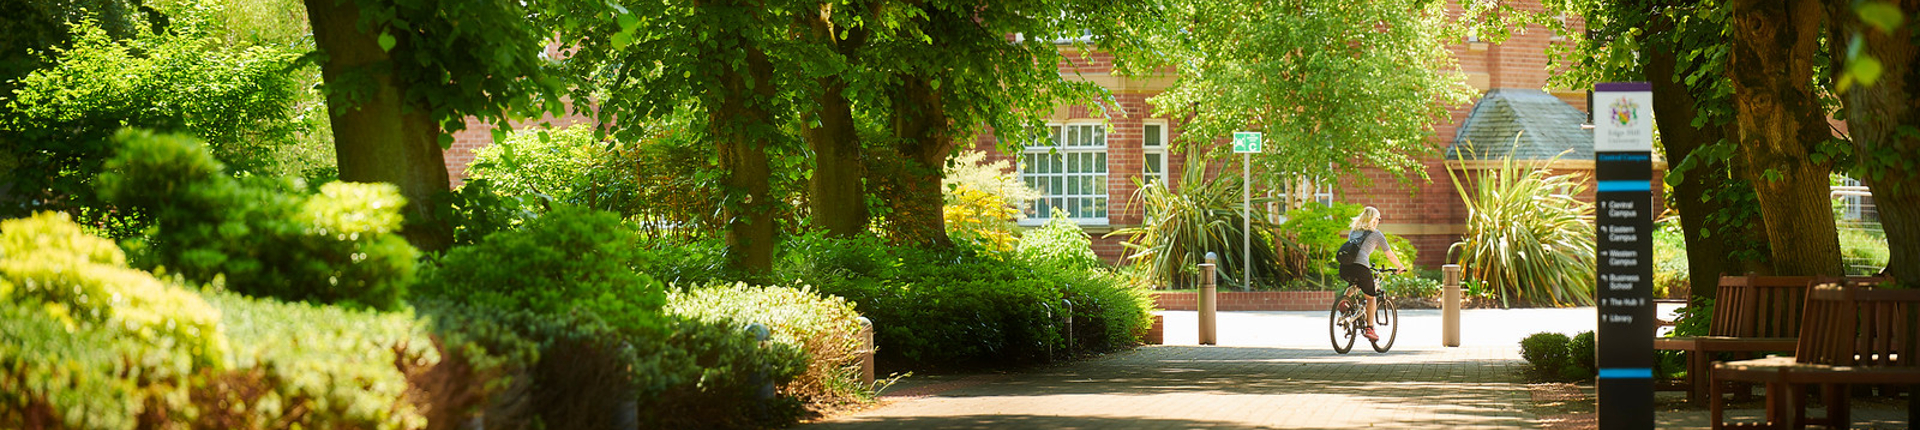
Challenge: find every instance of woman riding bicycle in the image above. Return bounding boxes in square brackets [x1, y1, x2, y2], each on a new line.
[1338, 206, 1408, 342]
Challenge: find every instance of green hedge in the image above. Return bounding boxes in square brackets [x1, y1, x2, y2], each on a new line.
[669, 283, 869, 409]
[777, 232, 1153, 370]
[1, 211, 424, 429]
[98, 130, 417, 311]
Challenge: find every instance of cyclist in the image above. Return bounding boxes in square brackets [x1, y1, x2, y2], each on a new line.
[1337, 206, 1408, 342]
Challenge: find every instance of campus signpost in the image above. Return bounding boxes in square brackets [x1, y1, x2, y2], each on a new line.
[1593, 82, 1655, 430]
[1233, 132, 1262, 290]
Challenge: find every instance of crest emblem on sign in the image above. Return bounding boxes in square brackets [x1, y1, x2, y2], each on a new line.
[1610, 97, 1639, 126]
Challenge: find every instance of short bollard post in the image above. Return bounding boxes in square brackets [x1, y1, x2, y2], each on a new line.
[1442, 264, 1463, 347]
[1062, 299, 1074, 355]
[856, 317, 875, 386]
[1199, 252, 1218, 346]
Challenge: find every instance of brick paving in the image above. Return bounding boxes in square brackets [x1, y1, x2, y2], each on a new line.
[802, 308, 1913, 429]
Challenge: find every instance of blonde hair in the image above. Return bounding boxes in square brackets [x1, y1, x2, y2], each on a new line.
[1349, 206, 1381, 231]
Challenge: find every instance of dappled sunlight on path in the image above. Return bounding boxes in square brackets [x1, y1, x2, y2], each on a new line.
[805, 345, 1538, 429]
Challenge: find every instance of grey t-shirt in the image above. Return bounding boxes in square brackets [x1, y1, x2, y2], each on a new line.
[1346, 229, 1391, 267]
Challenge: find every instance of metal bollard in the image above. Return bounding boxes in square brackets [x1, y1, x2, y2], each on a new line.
[1442, 264, 1463, 347]
[1062, 299, 1074, 355]
[1199, 252, 1218, 345]
[747, 323, 776, 401]
[856, 317, 875, 386]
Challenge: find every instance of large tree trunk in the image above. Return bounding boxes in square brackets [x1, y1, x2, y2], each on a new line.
[1643, 29, 1771, 301]
[1727, 0, 1844, 276]
[1828, 0, 1920, 284]
[305, 0, 453, 253]
[884, 75, 955, 248]
[803, 14, 868, 237]
[712, 40, 778, 273]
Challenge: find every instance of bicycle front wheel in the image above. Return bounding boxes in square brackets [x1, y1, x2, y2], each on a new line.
[1329, 292, 1357, 354]
[1370, 298, 1399, 353]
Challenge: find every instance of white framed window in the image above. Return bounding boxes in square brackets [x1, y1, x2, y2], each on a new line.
[1273, 175, 1335, 223]
[1021, 122, 1109, 225]
[1837, 176, 1865, 221]
[1142, 121, 1168, 185]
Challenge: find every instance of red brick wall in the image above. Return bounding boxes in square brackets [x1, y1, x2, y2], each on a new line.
[1152, 291, 1334, 311]
[443, 113, 596, 188]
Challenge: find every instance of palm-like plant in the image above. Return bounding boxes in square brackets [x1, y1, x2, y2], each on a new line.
[1447, 140, 1596, 307]
[1109, 150, 1305, 290]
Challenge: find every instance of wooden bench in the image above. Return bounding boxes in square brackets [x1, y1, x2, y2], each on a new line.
[1654, 276, 1822, 403]
[1710, 283, 1920, 429]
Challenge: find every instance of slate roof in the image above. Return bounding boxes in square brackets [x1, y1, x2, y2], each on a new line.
[1446, 89, 1594, 161]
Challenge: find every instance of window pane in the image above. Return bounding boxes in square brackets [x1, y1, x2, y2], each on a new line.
[1094, 177, 1106, 195]
[1067, 198, 1080, 217]
[1068, 176, 1081, 195]
[1052, 154, 1063, 172]
[1051, 126, 1063, 146]
[1144, 124, 1162, 147]
[1051, 177, 1063, 195]
[1067, 153, 1079, 173]
[1094, 197, 1108, 217]
[1092, 126, 1105, 147]
[1145, 153, 1162, 174]
[1096, 152, 1107, 173]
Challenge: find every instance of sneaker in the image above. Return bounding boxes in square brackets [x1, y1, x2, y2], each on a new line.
[1362, 326, 1380, 342]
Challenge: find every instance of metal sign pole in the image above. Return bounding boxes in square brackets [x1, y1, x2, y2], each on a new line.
[1231, 131, 1262, 291]
[1593, 82, 1655, 430]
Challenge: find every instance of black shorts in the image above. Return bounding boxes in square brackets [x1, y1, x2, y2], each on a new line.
[1338, 263, 1379, 297]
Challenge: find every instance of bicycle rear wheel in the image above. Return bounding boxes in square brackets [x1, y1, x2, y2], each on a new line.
[1370, 297, 1399, 353]
[1329, 291, 1357, 354]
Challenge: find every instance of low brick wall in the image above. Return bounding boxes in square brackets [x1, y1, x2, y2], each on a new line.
[1153, 291, 1334, 311]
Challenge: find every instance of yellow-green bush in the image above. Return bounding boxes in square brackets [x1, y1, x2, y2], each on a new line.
[669, 283, 868, 409]
[0, 211, 224, 429]
[98, 130, 418, 311]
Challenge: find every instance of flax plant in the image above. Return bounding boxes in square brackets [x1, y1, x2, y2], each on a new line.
[1447, 141, 1597, 307]
[1109, 151, 1304, 290]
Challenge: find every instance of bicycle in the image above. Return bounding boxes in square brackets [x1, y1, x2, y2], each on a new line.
[1329, 267, 1401, 354]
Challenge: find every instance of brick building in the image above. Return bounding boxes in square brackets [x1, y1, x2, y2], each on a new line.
[441, 4, 1657, 270]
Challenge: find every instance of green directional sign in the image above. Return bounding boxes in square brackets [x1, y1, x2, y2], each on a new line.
[1232, 132, 1263, 153]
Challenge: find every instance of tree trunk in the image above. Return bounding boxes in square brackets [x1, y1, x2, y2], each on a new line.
[1644, 33, 1769, 301]
[304, 0, 453, 253]
[885, 75, 955, 248]
[803, 15, 868, 237]
[1727, 0, 1844, 276]
[1829, 0, 1920, 284]
[712, 40, 778, 273]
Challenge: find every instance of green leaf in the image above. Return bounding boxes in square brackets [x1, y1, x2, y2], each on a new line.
[612, 30, 634, 50]
[378, 30, 397, 52]
[1850, 56, 1885, 87]
[438, 134, 455, 149]
[1857, 2, 1906, 33]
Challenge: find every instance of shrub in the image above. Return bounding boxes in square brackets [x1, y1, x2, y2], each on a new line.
[783, 234, 1149, 369]
[1379, 272, 1441, 299]
[1110, 150, 1299, 289]
[98, 130, 418, 310]
[1447, 143, 1596, 307]
[418, 299, 807, 430]
[1520, 332, 1572, 380]
[468, 117, 728, 241]
[1019, 213, 1105, 270]
[943, 150, 1038, 253]
[415, 205, 666, 334]
[1, 12, 310, 226]
[200, 291, 429, 429]
[1836, 224, 1889, 275]
[1653, 217, 1690, 299]
[0, 212, 224, 429]
[668, 283, 867, 411]
[1566, 331, 1597, 380]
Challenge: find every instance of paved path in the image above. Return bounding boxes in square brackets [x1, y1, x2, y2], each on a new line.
[803, 307, 1912, 429]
